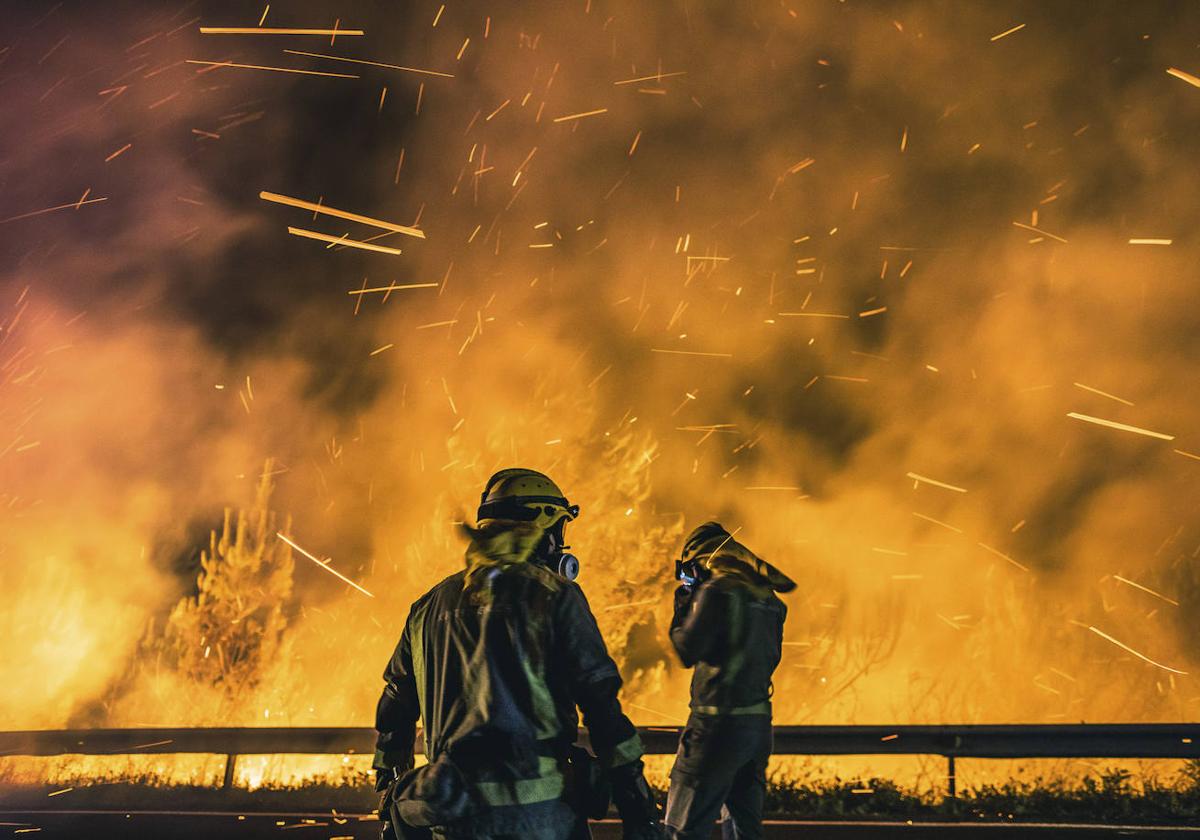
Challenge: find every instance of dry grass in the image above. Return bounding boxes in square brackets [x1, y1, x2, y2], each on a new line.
[3, 758, 1199, 823]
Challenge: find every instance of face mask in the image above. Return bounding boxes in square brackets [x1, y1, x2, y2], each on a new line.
[555, 553, 580, 581]
[674, 558, 709, 588]
[540, 521, 580, 580]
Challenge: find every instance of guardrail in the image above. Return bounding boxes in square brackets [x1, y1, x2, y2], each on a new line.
[3, 724, 1198, 799]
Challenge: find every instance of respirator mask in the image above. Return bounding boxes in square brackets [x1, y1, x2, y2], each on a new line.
[539, 518, 580, 581]
[674, 557, 710, 588]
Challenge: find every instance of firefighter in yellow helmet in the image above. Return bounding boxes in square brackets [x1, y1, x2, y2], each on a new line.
[374, 468, 666, 840]
[664, 522, 795, 840]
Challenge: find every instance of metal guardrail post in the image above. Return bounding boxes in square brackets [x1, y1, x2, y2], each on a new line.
[946, 732, 961, 807]
[222, 754, 237, 790]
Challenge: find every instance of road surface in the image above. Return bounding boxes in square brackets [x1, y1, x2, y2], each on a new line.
[3, 812, 1199, 838]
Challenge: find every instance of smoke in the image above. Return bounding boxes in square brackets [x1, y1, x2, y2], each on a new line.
[2, 0, 1199, 730]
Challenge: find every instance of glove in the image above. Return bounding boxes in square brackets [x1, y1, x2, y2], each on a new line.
[375, 766, 396, 818]
[375, 767, 396, 793]
[673, 584, 694, 613]
[621, 822, 669, 840]
[609, 760, 665, 839]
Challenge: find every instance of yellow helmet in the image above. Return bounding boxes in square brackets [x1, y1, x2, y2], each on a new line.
[476, 468, 580, 531]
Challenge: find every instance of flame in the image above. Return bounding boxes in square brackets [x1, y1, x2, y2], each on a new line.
[2, 3, 1199, 789]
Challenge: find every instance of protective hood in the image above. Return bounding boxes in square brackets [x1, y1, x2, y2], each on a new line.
[459, 519, 546, 580]
[681, 521, 797, 596]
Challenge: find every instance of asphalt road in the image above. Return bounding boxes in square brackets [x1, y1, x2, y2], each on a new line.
[3, 812, 1200, 839]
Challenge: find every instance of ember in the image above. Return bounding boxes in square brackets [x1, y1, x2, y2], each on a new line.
[0, 1, 1197, 784]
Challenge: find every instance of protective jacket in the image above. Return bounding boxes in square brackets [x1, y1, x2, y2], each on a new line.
[374, 521, 645, 830]
[670, 529, 791, 715]
[665, 525, 792, 840]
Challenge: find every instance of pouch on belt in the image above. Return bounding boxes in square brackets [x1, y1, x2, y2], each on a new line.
[390, 753, 479, 831]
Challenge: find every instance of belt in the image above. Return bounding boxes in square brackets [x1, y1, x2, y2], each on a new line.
[691, 701, 771, 716]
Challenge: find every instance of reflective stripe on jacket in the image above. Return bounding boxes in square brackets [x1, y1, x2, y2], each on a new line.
[375, 561, 643, 807]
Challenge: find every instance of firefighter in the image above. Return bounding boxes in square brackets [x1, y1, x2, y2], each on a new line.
[664, 522, 795, 840]
[373, 468, 666, 840]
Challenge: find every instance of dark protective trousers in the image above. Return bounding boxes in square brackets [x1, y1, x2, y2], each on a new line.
[664, 713, 772, 840]
[422, 798, 582, 840]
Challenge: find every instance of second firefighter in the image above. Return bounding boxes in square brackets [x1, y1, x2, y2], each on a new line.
[664, 522, 795, 840]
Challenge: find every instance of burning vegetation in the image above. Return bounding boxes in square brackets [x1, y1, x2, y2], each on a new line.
[2, 0, 1200, 802]
[121, 465, 296, 724]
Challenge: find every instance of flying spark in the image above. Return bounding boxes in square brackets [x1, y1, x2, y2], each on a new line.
[913, 512, 963, 534]
[261, 191, 426, 238]
[199, 27, 365, 36]
[989, 23, 1026, 41]
[1066, 412, 1174, 441]
[906, 472, 968, 493]
[1112, 575, 1179, 606]
[552, 108, 609, 123]
[977, 542, 1030, 573]
[347, 283, 438, 295]
[1166, 67, 1200, 88]
[613, 71, 686, 86]
[283, 50, 454, 77]
[1012, 220, 1067, 243]
[186, 60, 358, 78]
[276, 533, 374, 598]
[1087, 626, 1187, 675]
[650, 348, 733, 358]
[287, 227, 403, 255]
[1073, 382, 1133, 406]
[777, 311, 849, 319]
[0, 197, 107, 225]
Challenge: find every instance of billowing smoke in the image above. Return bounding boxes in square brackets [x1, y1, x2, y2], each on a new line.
[2, 0, 1199, 731]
